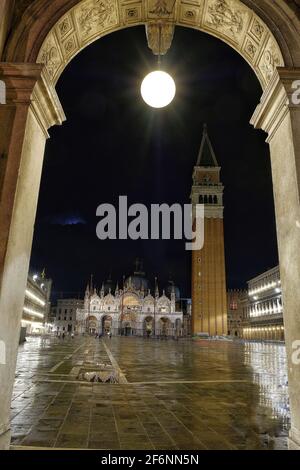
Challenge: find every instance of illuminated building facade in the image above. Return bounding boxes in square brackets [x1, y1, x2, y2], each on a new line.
[76, 262, 184, 337]
[51, 298, 84, 334]
[227, 289, 247, 337]
[21, 271, 52, 338]
[242, 266, 284, 341]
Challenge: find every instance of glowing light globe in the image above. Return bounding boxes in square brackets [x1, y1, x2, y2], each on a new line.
[141, 70, 176, 108]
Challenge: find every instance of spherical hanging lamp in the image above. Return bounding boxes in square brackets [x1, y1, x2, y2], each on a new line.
[141, 23, 176, 109]
[141, 70, 176, 108]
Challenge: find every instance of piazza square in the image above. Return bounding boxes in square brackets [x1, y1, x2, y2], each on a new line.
[1, 0, 300, 456]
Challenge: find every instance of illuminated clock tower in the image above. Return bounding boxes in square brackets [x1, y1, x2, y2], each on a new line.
[191, 125, 228, 336]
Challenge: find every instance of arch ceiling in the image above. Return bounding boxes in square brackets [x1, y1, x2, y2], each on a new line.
[34, 0, 284, 88]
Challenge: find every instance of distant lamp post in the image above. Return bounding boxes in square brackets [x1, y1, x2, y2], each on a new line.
[141, 70, 176, 108]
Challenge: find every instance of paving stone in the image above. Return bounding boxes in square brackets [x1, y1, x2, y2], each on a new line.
[10, 335, 290, 450]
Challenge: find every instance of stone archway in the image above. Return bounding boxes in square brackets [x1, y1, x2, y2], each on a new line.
[175, 318, 182, 336]
[159, 317, 172, 337]
[1, 0, 300, 450]
[102, 315, 112, 335]
[30, 0, 284, 88]
[144, 316, 154, 337]
[121, 309, 137, 334]
[86, 315, 98, 334]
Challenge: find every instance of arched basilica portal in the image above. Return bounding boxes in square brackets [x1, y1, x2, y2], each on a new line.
[1, 0, 300, 450]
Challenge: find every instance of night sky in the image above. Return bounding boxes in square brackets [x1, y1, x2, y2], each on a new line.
[30, 25, 278, 299]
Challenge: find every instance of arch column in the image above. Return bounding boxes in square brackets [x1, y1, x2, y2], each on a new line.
[251, 67, 300, 450]
[0, 63, 65, 449]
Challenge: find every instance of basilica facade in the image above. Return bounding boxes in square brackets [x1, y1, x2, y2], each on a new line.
[76, 266, 184, 337]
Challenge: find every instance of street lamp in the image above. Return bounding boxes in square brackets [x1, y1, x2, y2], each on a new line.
[141, 23, 176, 109]
[141, 70, 176, 108]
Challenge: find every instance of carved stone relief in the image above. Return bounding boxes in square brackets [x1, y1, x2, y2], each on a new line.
[250, 18, 265, 43]
[204, 0, 249, 43]
[179, 2, 204, 26]
[74, 0, 119, 41]
[146, 0, 177, 19]
[38, 33, 63, 80]
[56, 15, 75, 40]
[121, 5, 143, 24]
[62, 33, 79, 59]
[36, 0, 284, 87]
[258, 36, 282, 83]
[146, 21, 175, 55]
[243, 37, 258, 61]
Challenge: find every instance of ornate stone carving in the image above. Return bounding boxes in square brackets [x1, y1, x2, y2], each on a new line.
[57, 16, 74, 40]
[243, 37, 257, 60]
[62, 34, 78, 58]
[122, 4, 143, 23]
[149, 0, 173, 16]
[250, 19, 265, 42]
[38, 34, 62, 80]
[206, 0, 244, 40]
[146, 22, 175, 55]
[75, 0, 118, 38]
[258, 37, 282, 83]
[184, 10, 195, 19]
[127, 8, 138, 18]
[37, 0, 284, 88]
[178, 2, 203, 26]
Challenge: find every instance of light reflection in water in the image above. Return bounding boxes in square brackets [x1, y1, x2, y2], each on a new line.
[243, 341, 290, 426]
[17, 336, 57, 376]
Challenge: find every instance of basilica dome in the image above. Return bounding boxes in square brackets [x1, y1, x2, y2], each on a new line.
[166, 281, 180, 301]
[125, 274, 149, 291]
[103, 278, 115, 295]
[124, 259, 150, 291]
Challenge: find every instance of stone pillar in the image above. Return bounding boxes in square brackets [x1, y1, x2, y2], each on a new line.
[0, 63, 65, 449]
[251, 67, 300, 450]
[0, 0, 14, 60]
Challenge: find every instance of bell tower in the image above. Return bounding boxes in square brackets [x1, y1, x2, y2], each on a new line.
[191, 125, 228, 336]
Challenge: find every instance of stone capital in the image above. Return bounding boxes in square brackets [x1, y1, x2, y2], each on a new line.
[0, 62, 65, 137]
[250, 67, 300, 142]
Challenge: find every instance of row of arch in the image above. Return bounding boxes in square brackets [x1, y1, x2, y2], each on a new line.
[243, 325, 285, 342]
[85, 315, 183, 337]
[249, 298, 283, 318]
[199, 195, 219, 205]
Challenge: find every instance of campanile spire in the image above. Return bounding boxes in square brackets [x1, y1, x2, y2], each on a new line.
[191, 125, 228, 336]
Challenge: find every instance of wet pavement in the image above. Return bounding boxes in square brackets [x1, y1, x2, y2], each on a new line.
[9, 336, 289, 450]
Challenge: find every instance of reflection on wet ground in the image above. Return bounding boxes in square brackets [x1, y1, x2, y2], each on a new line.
[243, 342, 289, 424]
[9, 336, 289, 449]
